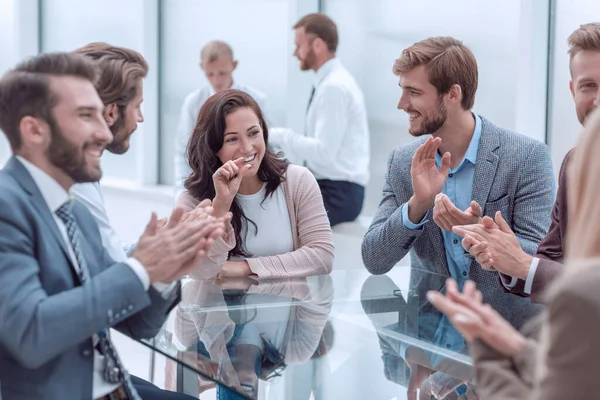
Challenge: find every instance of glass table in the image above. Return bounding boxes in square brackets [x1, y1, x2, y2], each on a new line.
[138, 266, 528, 399]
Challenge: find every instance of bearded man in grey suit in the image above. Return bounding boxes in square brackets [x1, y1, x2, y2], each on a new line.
[361, 36, 555, 399]
[0, 53, 225, 399]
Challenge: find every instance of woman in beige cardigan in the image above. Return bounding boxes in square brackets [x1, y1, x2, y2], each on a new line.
[178, 89, 334, 280]
[427, 108, 600, 399]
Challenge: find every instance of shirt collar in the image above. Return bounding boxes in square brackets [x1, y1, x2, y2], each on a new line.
[208, 81, 240, 96]
[435, 113, 482, 170]
[15, 156, 70, 213]
[313, 57, 341, 88]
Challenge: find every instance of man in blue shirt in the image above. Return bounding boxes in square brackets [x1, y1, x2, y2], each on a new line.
[361, 36, 556, 399]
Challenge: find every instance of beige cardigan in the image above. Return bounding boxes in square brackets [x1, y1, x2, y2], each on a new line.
[177, 165, 335, 280]
[471, 258, 600, 399]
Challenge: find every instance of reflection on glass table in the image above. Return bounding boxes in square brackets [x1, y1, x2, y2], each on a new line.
[139, 266, 538, 399]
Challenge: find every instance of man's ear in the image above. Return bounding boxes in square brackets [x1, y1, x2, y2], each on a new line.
[103, 103, 118, 127]
[19, 116, 49, 147]
[569, 80, 575, 98]
[232, 60, 239, 71]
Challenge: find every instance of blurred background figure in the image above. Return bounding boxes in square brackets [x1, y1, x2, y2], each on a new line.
[269, 13, 370, 227]
[175, 40, 267, 192]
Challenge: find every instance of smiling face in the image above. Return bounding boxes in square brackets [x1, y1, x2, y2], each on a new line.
[570, 50, 600, 124]
[397, 65, 448, 136]
[217, 107, 266, 177]
[293, 27, 318, 71]
[45, 76, 113, 183]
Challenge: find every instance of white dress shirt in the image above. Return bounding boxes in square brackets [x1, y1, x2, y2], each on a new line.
[269, 58, 370, 186]
[174, 82, 268, 191]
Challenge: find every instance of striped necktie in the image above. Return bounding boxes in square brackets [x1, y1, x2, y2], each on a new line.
[55, 201, 141, 400]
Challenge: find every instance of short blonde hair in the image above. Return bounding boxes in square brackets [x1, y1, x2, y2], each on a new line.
[200, 40, 234, 64]
[393, 36, 478, 110]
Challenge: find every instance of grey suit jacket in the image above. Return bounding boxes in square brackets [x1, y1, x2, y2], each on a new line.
[362, 117, 555, 329]
[0, 157, 180, 400]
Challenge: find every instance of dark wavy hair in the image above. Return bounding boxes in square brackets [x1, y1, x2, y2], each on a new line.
[184, 89, 289, 258]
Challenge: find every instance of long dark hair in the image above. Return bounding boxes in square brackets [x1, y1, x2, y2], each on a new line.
[184, 89, 289, 258]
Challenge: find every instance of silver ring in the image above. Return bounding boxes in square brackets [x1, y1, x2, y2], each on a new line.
[216, 170, 222, 177]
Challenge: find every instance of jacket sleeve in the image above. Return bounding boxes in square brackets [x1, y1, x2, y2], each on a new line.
[362, 149, 427, 274]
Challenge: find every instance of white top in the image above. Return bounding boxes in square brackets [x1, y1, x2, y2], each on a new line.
[16, 157, 125, 398]
[174, 82, 268, 191]
[235, 184, 294, 258]
[269, 58, 370, 186]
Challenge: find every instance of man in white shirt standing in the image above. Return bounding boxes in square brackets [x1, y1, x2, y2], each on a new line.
[269, 13, 370, 227]
[174, 40, 268, 190]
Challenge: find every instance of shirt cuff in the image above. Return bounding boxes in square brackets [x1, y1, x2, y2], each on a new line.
[152, 282, 179, 299]
[499, 273, 519, 289]
[124, 257, 150, 291]
[401, 202, 428, 230]
[524, 257, 540, 295]
[124, 258, 179, 298]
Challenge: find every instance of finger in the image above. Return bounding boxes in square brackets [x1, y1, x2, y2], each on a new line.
[461, 235, 479, 251]
[216, 165, 232, 180]
[197, 198, 212, 209]
[232, 157, 247, 168]
[429, 137, 442, 160]
[142, 212, 158, 236]
[495, 211, 513, 234]
[469, 201, 482, 218]
[228, 160, 240, 176]
[237, 164, 253, 179]
[470, 241, 489, 257]
[439, 152, 451, 177]
[433, 206, 453, 231]
[413, 140, 426, 166]
[440, 195, 462, 226]
[167, 207, 186, 229]
[462, 280, 478, 299]
[156, 217, 168, 229]
[481, 215, 498, 229]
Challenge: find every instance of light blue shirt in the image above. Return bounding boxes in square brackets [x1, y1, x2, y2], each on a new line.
[400, 114, 482, 368]
[401, 113, 482, 284]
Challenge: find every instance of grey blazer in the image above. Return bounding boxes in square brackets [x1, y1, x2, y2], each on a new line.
[362, 117, 556, 329]
[0, 157, 180, 399]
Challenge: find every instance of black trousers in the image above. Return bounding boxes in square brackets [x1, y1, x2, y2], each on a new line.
[317, 179, 365, 227]
[131, 375, 197, 400]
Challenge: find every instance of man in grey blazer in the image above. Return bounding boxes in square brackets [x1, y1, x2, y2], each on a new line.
[0, 53, 224, 399]
[361, 36, 555, 392]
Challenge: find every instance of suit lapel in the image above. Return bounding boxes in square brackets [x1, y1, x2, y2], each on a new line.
[471, 118, 500, 211]
[4, 157, 74, 267]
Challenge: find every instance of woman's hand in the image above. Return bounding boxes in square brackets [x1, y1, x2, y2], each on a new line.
[212, 157, 252, 217]
[427, 279, 527, 357]
[218, 261, 254, 279]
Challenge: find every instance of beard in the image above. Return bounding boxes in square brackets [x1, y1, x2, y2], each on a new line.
[46, 116, 103, 183]
[105, 106, 133, 155]
[299, 48, 317, 71]
[408, 96, 448, 137]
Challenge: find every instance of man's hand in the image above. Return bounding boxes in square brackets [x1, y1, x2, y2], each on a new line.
[427, 279, 527, 357]
[453, 211, 533, 279]
[433, 194, 482, 231]
[407, 137, 451, 224]
[132, 207, 226, 283]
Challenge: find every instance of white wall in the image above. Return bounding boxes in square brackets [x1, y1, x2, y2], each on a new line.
[547, 0, 600, 174]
